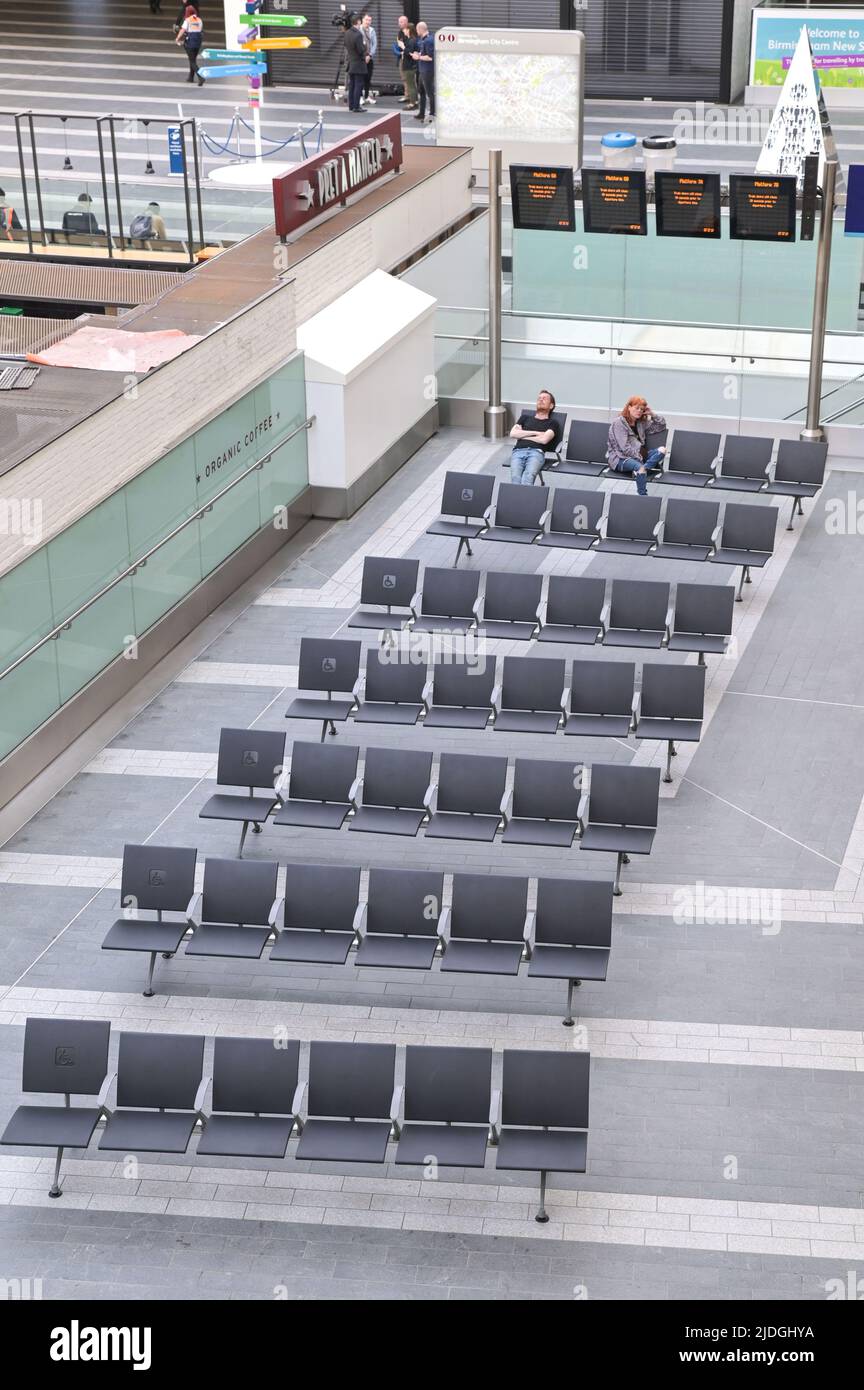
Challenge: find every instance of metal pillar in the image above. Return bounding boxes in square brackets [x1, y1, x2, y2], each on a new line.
[484, 149, 507, 440]
[801, 158, 838, 444]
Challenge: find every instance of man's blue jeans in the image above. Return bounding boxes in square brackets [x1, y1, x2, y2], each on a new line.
[610, 447, 664, 496]
[511, 445, 545, 485]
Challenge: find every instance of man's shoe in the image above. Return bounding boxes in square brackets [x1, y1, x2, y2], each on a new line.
[412, 113, 424, 120]
[197, 74, 204, 86]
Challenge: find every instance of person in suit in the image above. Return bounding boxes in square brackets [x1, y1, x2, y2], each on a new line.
[344, 14, 367, 113]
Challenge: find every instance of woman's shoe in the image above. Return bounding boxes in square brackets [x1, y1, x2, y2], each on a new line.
[186, 74, 194, 83]
[197, 74, 205, 86]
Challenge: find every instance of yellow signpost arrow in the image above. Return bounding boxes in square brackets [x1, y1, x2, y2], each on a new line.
[241, 36, 312, 50]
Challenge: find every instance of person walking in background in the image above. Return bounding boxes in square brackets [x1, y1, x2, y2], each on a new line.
[411, 20, 436, 123]
[361, 13, 377, 106]
[509, 389, 561, 485]
[175, 4, 204, 86]
[344, 13, 367, 113]
[395, 16, 418, 111]
[0, 188, 22, 238]
[606, 396, 667, 496]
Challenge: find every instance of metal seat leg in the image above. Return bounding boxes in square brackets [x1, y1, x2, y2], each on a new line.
[535, 1169, 549, 1223]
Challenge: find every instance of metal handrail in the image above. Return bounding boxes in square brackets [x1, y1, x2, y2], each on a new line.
[432, 330, 864, 368]
[0, 416, 314, 685]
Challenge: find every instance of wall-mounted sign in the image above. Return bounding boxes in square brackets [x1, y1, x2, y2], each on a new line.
[509, 165, 575, 232]
[749, 8, 864, 89]
[729, 174, 797, 242]
[581, 169, 647, 236]
[655, 172, 722, 239]
[435, 27, 585, 172]
[844, 163, 864, 234]
[272, 112, 403, 238]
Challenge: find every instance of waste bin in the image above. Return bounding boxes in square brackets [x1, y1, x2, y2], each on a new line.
[601, 131, 638, 170]
[642, 136, 677, 180]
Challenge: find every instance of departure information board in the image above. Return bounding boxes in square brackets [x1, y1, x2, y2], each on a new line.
[729, 175, 797, 242]
[655, 172, 722, 239]
[581, 169, 647, 236]
[510, 165, 575, 232]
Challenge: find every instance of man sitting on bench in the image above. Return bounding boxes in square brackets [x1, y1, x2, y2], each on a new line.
[509, 388, 561, 486]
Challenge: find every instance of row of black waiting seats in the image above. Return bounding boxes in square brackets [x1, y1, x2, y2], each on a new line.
[280, 645, 704, 772]
[3, 226, 191, 253]
[346, 568, 736, 659]
[2, 1017, 589, 1220]
[428, 475, 779, 589]
[102, 845, 613, 1021]
[196, 735, 660, 891]
[513, 415, 827, 510]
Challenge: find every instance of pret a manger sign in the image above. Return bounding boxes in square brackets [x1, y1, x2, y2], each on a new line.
[273, 113, 403, 238]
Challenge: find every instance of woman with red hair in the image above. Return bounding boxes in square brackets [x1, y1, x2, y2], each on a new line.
[606, 396, 667, 496]
[175, 4, 205, 85]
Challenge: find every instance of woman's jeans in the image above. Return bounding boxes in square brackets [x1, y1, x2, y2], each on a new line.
[510, 445, 545, 485]
[611, 447, 664, 496]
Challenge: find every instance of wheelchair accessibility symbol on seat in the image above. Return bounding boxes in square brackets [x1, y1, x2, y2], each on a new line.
[148, 869, 167, 887]
[321, 657, 337, 674]
[241, 750, 259, 767]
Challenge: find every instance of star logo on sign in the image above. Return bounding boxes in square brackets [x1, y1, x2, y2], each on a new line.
[297, 180, 315, 208]
[380, 135, 394, 160]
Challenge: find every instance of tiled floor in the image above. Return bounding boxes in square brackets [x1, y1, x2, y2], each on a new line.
[2, 426, 864, 1301]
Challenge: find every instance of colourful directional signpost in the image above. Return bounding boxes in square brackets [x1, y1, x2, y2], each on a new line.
[236, 12, 307, 24]
[241, 37, 311, 51]
[198, 62, 267, 79]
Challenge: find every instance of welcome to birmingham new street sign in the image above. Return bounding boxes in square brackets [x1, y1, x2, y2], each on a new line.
[272, 112, 403, 239]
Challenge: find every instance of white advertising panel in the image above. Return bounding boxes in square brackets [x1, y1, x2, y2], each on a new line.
[434, 28, 585, 172]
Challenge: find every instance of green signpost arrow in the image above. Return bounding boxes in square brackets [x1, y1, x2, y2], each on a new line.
[237, 14, 307, 26]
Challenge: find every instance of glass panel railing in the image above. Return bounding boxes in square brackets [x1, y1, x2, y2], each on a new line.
[0, 352, 310, 763]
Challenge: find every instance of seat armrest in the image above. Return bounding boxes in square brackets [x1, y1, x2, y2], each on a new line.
[97, 1070, 117, 1116]
[291, 1079, 308, 1133]
[268, 896, 284, 929]
[423, 780, 438, 813]
[437, 904, 451, 949]
[483, 505, 494, 524]
[631, 691, 641, 719]
[472, 597, 483, 624]
[490, 682, 502, 712]
[489, 1088, 502, 1144]
[710, 455, 720, 473]
[710, 524, 722, 546]
[352, 901, 368, 944]
[522, 910, 535, 959]
[653, 520, 663, 539]
[538, 509, 551, 529]
[500, 786, 513, 824]
[389, 1083, 404, 1138]
[421, 677, 433, 710]
[409, 589, 422, 619]
[577, 791, 589, 832]
[186, 892, 202, 927]
[596, 516, 607, 538]
[352, 675, 365, 702]
[560, 685, 571, 717]
[348, 776, 363, 806]
[599, 600, 610, 633]
[664, 605, 674, 642]
[194, 1075, 212, 1120]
